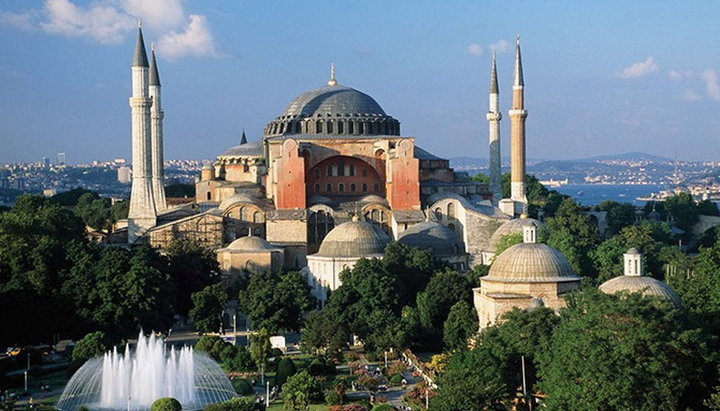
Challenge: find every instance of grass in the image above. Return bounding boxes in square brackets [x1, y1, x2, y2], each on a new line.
[265, 399, 329, 410]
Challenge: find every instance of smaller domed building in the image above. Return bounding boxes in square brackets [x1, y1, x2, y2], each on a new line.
[599, 248, 682, 308]
[483, 215, 541, 264]
[398, 220, 468, 270]
[304, 218, 390, 304]
[474, 225, 581, 328]
[217, 235, 285, 276]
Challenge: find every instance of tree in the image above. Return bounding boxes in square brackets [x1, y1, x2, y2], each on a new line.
[493, 232, 523, 256]
[167, 239, 222, 317]
[51, 187, 98, 206]
[543, 198, 600, 277]
[74, 192, 112, 231]
[443, 300, 478, 351]
[72, 331, 109, 364]
[165, 183, 195, 198]
[665, 192, 700, 232]
[300, 309, 349, 355]
[538, 289, 711, 410]
[667, 239, 720, 315]
[249, 329, 271, 380]
[282, 370, 323, 410]
[150, 398, 182, 411]
[190, 282, 229, 333]
[382, 241, 446, 307]
[275, 357, 297, 387]
[239, 271, 315, 333]
[597, 200, 637, 236]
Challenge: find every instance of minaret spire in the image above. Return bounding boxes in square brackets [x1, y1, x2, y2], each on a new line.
[240, 129, 247, 145]
[508, 34, 528, 215]
[328, 63, 337, 86]
[486, 51, 502, 205]
[128, 25, 156, 241]
[149, 44, 166, 212]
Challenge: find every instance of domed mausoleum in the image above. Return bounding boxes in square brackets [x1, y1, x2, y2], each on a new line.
[303, 218, 391, 303]
[474, 225, 581, 328]
[216, 235, 284, 276]
[398, 220, 468, 270]
[599, 248, 682, 308]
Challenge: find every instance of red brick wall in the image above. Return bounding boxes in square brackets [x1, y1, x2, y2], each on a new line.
[306, 156, 383, 197]
[276, 139, 306, 209]
[388, 140, 420, 210]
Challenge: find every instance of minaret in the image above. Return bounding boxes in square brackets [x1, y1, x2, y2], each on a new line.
[486, 51, 502, 205]
[240, 130, 247, 145]
[509, 35, 528, 209]
[149, 44, 167, 212]
[128, 23, 156, 242]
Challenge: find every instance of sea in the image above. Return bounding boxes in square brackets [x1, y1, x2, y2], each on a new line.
[553, 184, 665, 206]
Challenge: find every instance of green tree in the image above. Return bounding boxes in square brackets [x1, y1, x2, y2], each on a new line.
[300, 309, 349, 355]
[543, 198, 600, 276]
[51, 187, 98, 206]
[165, 183, 195, 198]
[538, 289, 711, 410]
[667, 239, 720, 315]
[597, 200, 637, 236]
[249, 329, 272, 380]
[167, 239, 222, 317]
[282, 370, 323, 410]
[275, 357, 297, 387]
[382, 241, 446, 307]
[665, 192, 700, 232]
[74, 192, 112, 231]
[443, 300, 478, 351]
[72, 331, 109, 363]
[150, 398, 182, 411]
[493, 232, 523, 256]
[110, 199, 129, 221]
[239, 271, 315, 333]
[190, 282, 229, 333]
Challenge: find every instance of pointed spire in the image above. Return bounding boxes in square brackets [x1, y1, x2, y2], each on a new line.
[240, 130, 247, 145]
[132, 25, 149, 67]
[513, 34, 524, 87]
[149, 44, 161, 86]
[490, 50, 499, 94]
[327, 63, 337, 86]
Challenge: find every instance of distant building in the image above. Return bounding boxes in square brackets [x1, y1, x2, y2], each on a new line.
[43, 188, 57, 197]
[57, 152, 66, 165]
[10, 178, 25, 191]
[42, 157, 50, 169]
[0, 178, 8, 190]
[118, 166, 132, 184]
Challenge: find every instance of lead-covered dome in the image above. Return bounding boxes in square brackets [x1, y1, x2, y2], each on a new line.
[398, 221, 464, 257]
[600, 275, 682, 308]
[486, 243, 579, 282]
[264, 80, 400, 138]
[225, 236, 281, 252]
[316, 220, 390, 258]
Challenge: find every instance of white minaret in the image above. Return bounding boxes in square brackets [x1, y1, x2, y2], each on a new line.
[623, 248, 643, 276]
[149, 44, 167, 212]
[509, 35, 528, 212]
[128, 23, 157, 242]
[486, 51, 502, 205]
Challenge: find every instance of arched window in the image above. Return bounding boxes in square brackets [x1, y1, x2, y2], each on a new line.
[338, 160, 345, 176]
[448, 223, 455, 232]
[358, 122, 364, 134]
[239, 207, 246, 220]
[253, 211, 260, 223]
[337, 121, 344, 134]
[314, 168, 320, 178]
[339, 183, 345, 192]
[326, 183, 332, 192]
[350, 183, 356, 192]
[206, 192, 211, 200]
[434, 207, 442, 220]
[314, 183, 320, 193]
[243, 163, 249, 172]
[327, 165, 333, 177]
[371, 209, 379, 220]
[349, 164, 355, 176]
[348, 122, 354, 134]
[316, 121, 323, 134]
[327, 121, 334, 133]
[447, 202, 455, 218]
[374, 183, 380, 192]
[362, 183, 368, 192]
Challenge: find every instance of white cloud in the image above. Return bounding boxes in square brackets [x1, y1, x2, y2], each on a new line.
[668, 69, 694, 79]
[467, 43, 483, 56]
[0, 0, 222, 59]
[680, 89, 701, 102]
[701, 69, 720, 101]
[489, 40, 510, 53]
[157, 15, 222, 60]
[617, 57, 659, 79]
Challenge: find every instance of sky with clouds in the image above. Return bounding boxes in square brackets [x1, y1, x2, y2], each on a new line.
[1, 0, 720, 163]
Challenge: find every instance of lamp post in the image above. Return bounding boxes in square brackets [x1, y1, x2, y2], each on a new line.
[24, 371, 28, 392]
[384, 351, 388, 369]
[265, 381, 270, 407]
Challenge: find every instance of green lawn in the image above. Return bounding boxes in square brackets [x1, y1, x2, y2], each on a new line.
[266, 399, 329, 410]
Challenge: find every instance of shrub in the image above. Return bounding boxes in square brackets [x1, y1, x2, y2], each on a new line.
[389, 374, 403, 385]
[275, 357, 297, 387]
[231, 378, 253, 395]
[282, 370, 323, 410]
[325, 391, 342, 405]
[202, 397, 256, 411]
[72, 331, 109, 363]
[151, 397, 182, 411]
[309, 356, 337, 376]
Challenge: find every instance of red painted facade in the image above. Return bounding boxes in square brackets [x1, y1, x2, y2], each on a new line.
[275, 139, 306, 209]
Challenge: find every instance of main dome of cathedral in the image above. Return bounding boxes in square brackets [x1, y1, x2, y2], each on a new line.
[263, 77, 400, 138]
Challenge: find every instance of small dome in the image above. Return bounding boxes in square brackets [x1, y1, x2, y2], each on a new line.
[360, 194, 388, 204]
[488, 217, 542, 252]
[626, 247, 640, 255]
[600, 275, 682, 308]
[398, 221, 464, 257]
[317, 220, 390, 258]
[202, 163, 214, 170]
[486, 243, 579, 282]
[225, 236, 281, 252]
[307, 195, 334, 206]
[219, 193, 259, 211]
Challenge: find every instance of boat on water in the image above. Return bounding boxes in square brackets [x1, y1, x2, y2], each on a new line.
[540, 178, 569, 188]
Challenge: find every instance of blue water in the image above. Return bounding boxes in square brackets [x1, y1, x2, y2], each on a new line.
[553, 184, 664, 206]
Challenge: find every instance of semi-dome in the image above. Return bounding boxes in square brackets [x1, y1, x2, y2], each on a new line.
[398, 221, 464, 257]
[488, 217, 541, 252]
[316, 220, 390, 258]
[219, 193, 259, 211]
[486, 243, 579, 282]
[599, 276, 682, 307]
[264, 78, 400, 138]
[218, 140, 263, 158]
[225, 236, 281, 252]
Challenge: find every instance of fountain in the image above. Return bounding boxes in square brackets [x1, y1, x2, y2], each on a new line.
[57, 332, 238, 410]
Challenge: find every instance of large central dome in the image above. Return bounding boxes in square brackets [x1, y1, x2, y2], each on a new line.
[264, 77, 400, 139]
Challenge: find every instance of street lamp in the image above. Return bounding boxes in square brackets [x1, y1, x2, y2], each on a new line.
[265, 381, 270, 407]
[24, 371, 28, 392]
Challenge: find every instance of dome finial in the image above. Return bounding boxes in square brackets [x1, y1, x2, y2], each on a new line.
[351, 213, 360, 222]
[138, 17, 142, 29]
[328, 63, 337, 86]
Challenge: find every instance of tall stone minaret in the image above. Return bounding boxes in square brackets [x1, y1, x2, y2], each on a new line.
[149, 44, 167, 212]
[486, 51, 502, 205]
[128, 24, 157, 242]
[509, 35, 528, 209]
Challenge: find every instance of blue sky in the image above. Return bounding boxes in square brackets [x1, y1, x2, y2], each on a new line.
[1, 0, 720, 164]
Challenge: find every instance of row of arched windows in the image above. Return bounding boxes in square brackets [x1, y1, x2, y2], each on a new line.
[266, 118, 399, 136]
[434, 203, 455, 220]
[313, 182, 380, 194]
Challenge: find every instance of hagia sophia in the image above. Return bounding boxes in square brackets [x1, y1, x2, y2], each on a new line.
[123, 27, 682, 327]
